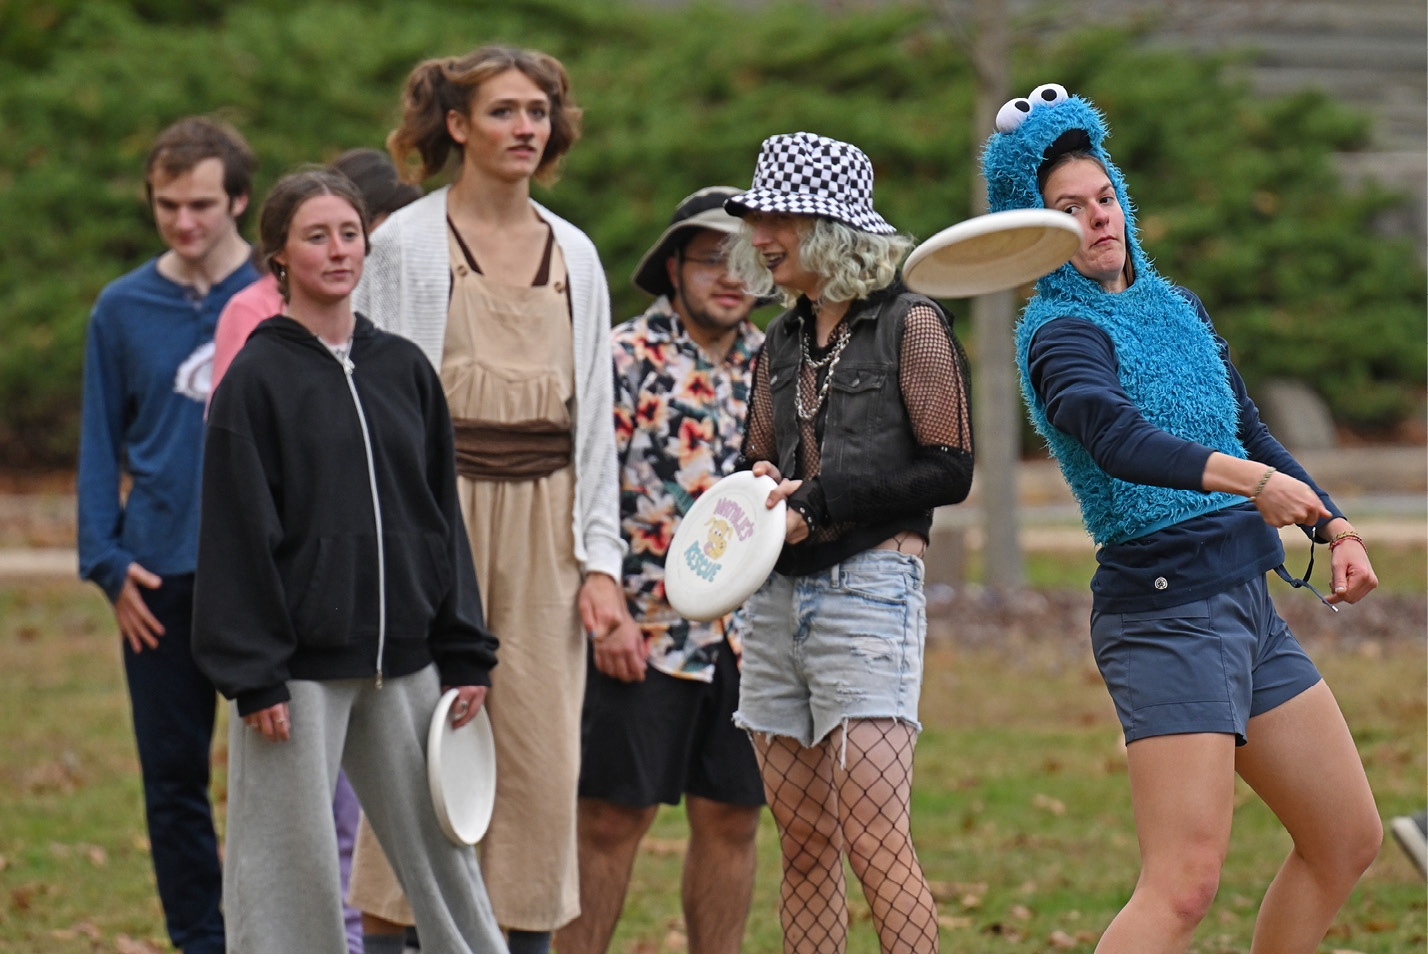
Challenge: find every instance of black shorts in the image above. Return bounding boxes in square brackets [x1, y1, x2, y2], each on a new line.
[578, 638, 765, 808]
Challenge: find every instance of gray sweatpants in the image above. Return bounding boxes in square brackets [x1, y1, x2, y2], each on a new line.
[223, 665, 507, 954]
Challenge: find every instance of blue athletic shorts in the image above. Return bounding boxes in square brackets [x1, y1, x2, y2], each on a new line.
[1089, 574, 1322, 745]
[735, 549, 926, 748]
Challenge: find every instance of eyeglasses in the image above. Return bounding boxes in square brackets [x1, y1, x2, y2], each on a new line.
[681, 253, 731, 271]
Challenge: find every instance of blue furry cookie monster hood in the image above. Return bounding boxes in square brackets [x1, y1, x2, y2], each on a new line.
[980, 85, 1247, 547]
[980, 84, 1149, 296]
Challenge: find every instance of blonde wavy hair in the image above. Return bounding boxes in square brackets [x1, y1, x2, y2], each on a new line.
[726, 216, 912, 307]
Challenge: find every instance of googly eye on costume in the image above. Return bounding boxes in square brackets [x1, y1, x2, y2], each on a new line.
[995, 98, 1032, 133]
[1029, 83, 1068, 107]
[993, 83, 1072, 133]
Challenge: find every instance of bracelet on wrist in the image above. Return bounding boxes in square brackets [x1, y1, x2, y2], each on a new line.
[1249, 466, 1277, 502]
[1328, 530, 1365, 553]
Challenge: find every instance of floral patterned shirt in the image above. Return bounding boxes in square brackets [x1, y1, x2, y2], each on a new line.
[612, 298, 763, 682]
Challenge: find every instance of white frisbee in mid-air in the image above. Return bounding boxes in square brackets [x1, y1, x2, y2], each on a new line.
[427, 689, 497, 846]
[903, 209, 1082, 298]
[664, 471, 786, 622]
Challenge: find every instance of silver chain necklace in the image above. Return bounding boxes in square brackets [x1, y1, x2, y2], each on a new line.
[796, 319, 852, 421]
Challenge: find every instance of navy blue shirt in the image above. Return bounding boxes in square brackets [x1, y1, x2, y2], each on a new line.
[78, 257, 259, 601]
[1026, 290, 1340, 613]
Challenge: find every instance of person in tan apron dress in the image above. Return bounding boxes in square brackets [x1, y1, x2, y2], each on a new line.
[347, 46, 630, 954]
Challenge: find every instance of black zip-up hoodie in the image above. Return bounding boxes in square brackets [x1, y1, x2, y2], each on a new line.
[194, 313, 497, 716]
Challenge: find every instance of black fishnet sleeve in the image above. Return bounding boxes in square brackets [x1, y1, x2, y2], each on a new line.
[735, 342, 778, 470]
[800, 303, 973, 529]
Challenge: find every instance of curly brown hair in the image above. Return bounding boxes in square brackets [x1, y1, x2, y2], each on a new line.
[386, 45, 582, 187]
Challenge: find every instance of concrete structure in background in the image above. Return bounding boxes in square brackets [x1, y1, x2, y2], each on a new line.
[654, 0, 1426, 246]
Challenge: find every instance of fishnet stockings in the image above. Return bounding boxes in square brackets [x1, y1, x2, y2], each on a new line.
[755, 720, 939, 954]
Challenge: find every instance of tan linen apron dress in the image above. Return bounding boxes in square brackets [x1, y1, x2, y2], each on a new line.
[348, 221, 585, 931]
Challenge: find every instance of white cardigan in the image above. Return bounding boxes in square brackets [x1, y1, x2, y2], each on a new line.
[353, 186, 624, 580]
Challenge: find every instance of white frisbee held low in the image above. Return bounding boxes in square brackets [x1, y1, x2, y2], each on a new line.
[903, 209, 1082, 298]
[664, 471, 786, 622]
[427, 688, 497, 846]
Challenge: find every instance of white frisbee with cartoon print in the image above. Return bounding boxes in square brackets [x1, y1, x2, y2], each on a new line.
[664, 471, 785, 621]
[903, 209, 1082, 298]
[427, 689, 496, 846]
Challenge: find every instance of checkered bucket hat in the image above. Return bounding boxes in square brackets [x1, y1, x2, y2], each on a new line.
[725, 132, 896, 235]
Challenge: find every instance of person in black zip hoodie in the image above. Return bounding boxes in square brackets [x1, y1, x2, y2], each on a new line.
[194, 168, 508, 954]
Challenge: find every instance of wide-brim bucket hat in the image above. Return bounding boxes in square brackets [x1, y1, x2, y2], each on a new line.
[725, 132, 896, 235]
[632, 186, 745, 297]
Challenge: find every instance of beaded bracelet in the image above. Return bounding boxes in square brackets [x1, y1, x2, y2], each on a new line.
[1328, 530, 1366, 552]
[1248, 466, 1276, 502]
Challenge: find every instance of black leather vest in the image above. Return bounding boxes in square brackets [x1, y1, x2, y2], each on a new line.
[764, 290, 933, 500]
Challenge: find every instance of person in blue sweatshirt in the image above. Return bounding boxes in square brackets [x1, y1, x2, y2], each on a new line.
[982, 85, 1381, 954]
[76, 115, 258, 954]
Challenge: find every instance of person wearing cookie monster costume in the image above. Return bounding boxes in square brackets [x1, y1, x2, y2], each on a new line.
[983, 85, 1381, 953]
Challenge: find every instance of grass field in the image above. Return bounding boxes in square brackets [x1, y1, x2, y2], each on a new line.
[0, 577, 1423, 954]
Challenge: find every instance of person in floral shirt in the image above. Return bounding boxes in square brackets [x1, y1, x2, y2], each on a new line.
[557, 188, 765, 954]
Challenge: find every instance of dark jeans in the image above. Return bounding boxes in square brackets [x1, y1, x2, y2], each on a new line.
[121, 572, 224, 954]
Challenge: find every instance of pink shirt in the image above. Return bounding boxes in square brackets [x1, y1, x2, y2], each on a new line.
[211, 273, 282, 397]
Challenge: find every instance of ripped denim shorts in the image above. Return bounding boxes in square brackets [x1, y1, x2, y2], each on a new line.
[733, 549, 926, 748]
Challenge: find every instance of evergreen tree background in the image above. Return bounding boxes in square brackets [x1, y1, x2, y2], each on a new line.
[1, 0, 1422, 467]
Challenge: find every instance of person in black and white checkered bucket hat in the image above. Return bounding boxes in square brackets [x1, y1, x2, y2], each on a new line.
[724, 130, 975, 954]
[725, 132, 895, 235]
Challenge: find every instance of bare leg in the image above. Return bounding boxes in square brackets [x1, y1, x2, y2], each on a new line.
[753, 733, 847, 954]
[1094, 733, 1237, 954]
[554, 797, 658, 954]
[683, 795, 761, 954]
[833, 719, 938, 954]
[1236, 681, 1381, 954]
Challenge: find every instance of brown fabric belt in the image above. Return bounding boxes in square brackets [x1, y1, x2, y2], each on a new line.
[452, 418, 572, 481]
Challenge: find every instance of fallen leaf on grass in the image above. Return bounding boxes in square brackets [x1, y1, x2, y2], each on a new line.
[980, 922, 1025, 942]
[24, 754, 85, 794]
[1047, 929, 1077, 948]
[10, 883, 40, 912]
[115, 935, 166, 954]
[1360, 920, 1399, 932]
[662, 928, 687, 951]
[937, 915, 974, 930]
[1009, 904, 1033, 920]
[49, 922, 100, 942]
[1032, 793, 1066, 816]
[927, 880, 986, 903]
[87, 844, 107, 866]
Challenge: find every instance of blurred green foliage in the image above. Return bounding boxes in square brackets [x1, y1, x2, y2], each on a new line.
[1, 0, 1422, 467]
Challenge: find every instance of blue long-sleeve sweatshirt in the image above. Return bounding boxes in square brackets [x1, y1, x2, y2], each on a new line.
[77, 257, 259, 602]
[1026, 293, 1341, 613]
